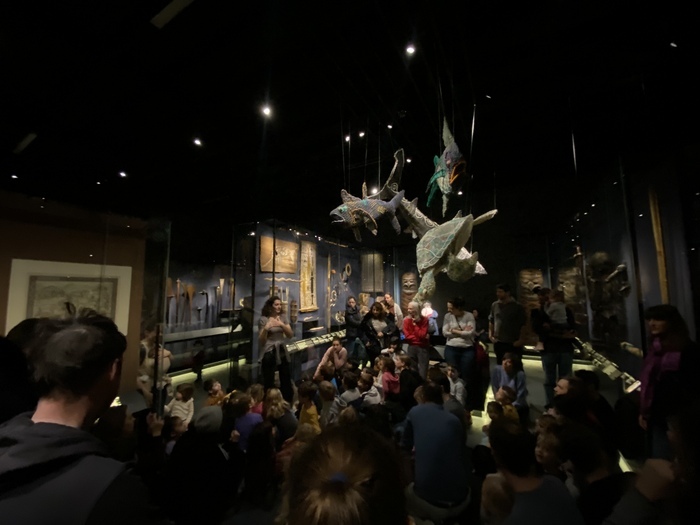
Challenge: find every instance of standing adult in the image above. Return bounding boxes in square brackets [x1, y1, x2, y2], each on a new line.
[382, 292, 404, 330]
[344, 296, 364, 364]
[258, 296, 294, 403]
[637, 304, 699, 460]
[442, 296, 477, 410]
[530, 287, 576, 406]
[360, 302, 398, 366]
[489, 283, 527, 365]
[403, 301, 431, 380]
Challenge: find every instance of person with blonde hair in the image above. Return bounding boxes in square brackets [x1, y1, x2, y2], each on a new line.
[278, 424, 407, 525]
[263, 387, 298, 450]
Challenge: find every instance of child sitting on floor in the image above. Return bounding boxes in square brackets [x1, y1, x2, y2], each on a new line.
[495, 385, 520, 424]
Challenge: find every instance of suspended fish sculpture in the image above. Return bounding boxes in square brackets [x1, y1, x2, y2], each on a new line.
[426, 119, 466, 217]
[330, 189, 405, 242]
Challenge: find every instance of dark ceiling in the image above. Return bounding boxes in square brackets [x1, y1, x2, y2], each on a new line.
[2, 0, 699, 262]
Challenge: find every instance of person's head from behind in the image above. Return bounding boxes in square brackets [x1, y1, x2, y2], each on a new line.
[488, 417, 537, 477]
[176, 382, 195, 402]
[535, 413, 557, 435]
[320, 362, 336, 382]
[30, 309, 127, 422]
[342, 370, 359, 391]
[338, 406, 359, 426]
[388, 336, 401, 352]
[487, 401, 504, 421]
[421, 381, 444, 405]
[249, 382, 264, 404]
[163, 415, 187, 440]
[429, 371, 450, 397]
[357, 371, 374, 393]
[319, 380, 337, 402]
[298, 381, 318, 406]
[282, 424, 407, 525]
[264, 387, 290, 419]
[496, 385, 516, 406]
[396, 355, 416, 372]
[229, 391, 253, 418]
[574, 369, 600, 393]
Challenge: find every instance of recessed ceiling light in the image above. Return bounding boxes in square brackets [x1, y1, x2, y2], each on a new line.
[387, 124, 393, 129]
[457, 190, 463, 196]
[119, 171, 127, 178]
[261, 105, 272, 117]
[193, 138, 202, 146]
[406, 44, 415, 55]
[371, 187, 378, 195]
[11, 174, 18, 179]
[358, 131, 365, 138]
[345, 135, 350, 142]
[485, 94, 491, 99]
[97, 181, 101, 185]
[406, 158, 412, 163]
[670, 42, 677, 48]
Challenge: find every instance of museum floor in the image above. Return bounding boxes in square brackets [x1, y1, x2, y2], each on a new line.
[165, 345, 632, 525]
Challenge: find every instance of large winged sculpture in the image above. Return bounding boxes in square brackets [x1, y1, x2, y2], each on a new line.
[426, 119, 466, 217]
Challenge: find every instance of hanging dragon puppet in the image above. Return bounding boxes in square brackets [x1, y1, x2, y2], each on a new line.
[426, 119, 466, 217]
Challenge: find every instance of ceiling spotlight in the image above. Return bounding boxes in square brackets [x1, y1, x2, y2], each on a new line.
[358, 131, 365, 138]
[345, 135, 350, 142]
[261, 105, 272, 117]
[591, 203, 596, 207]
[371, 187, 378, 195]
[406, 158, 412, 163]
[457, 190, 463, 196]
[387, 124, 393, 129]
[485, 94, 492, 99]
[406, 44, 415, 55]
[119, 171, 127, 178]
[11, 174, 18, 179]
[97, 181, 101, 185]
[670, 42, 677, 48]
[193, 138, 202, 146]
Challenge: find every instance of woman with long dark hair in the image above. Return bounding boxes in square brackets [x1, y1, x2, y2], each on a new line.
[258, 296, 294, 403]
[344, 296, 365, 364]
[359, 301, 398, 367]
[638, 304, 699, 459]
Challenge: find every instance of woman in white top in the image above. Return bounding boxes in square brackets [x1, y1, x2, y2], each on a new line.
[442, 296, 477, 411]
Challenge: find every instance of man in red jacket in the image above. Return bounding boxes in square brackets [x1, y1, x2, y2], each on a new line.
[403, 301, 431, 380]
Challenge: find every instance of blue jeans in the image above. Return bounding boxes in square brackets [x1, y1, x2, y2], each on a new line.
[541, 351, 573, 406]
[444, 345, 476, 408]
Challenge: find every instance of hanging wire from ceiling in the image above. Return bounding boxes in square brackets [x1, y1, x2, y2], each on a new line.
[340, 105, 348, 190]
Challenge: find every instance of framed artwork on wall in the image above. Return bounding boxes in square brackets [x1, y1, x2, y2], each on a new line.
[300, 241, 318, 312]
[259, 236, 299, 273]
[5, 259, 133, 334]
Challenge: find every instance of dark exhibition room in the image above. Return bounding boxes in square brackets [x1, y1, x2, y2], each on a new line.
[1, 2, 700, 524]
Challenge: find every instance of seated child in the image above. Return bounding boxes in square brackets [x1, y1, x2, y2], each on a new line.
[533, 413, 557, 436]
[164, 383, 195, 427]
[358, 370, 381, 407]
[318, 380, 339, 429]
[229, 390, 263, 452]
[447, 365, 467, 407]
[495, 386, 519, 424]
[162, 415, 188, 456]
[275, 423, 317, 479]
[296, 381, 321, 435]
[381, 336, 403, 356]
[535, 424, 566, 482]
[379, 356, 400, 402]
[203, 378, 226, 407]
[248, 383, 265, 415]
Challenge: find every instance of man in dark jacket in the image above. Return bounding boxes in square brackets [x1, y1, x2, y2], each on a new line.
[0, 309, 169, 524]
